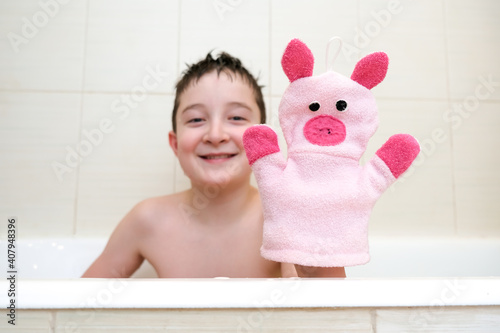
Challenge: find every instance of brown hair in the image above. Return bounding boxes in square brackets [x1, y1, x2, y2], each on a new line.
[172, 52, 266, 133]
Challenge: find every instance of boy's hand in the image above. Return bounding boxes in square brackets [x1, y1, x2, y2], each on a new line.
[295, 265, 346, 278]
[243, 125, 280, 165]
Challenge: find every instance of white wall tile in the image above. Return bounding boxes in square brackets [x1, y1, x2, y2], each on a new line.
[84, 0, 178, 93]
[359, 0, 448, 100]
[76, 93, 175, 236]
[271, 0, 359, 97]
[377, 307, 500, 333]
[1, 0, 499, 241]
[55, 308, 373, 332]
[446, 0, 500, 101]
[0, 92, 80, 237]
[0, 0, 87, 91]
[453, 102, 500, 237]
[367, 99, 455, 237]
[0, 310, 53, 332]
[178, 0, 270, 95]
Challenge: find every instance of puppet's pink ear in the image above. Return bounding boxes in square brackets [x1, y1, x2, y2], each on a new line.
[281, 39, 314, 82]
[351, 52, 388, 90]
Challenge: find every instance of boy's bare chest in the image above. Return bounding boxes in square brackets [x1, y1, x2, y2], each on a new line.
[141, 217, 279, 278]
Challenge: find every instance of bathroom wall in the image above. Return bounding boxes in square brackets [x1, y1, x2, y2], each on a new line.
[3, 307, 500, 332]
[1, 0, 499, 239]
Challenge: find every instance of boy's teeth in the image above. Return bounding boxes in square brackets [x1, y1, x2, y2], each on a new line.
[205, 154, 232, 159]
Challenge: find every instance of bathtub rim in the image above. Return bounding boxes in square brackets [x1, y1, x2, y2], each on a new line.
[2, 277, 500, 310]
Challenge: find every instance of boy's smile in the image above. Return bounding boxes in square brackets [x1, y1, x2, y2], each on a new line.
[199, 153, 238, 163]
[169, 70, 262, 187]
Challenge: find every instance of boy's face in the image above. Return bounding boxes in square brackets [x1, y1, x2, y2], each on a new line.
[169, 71, 261, 188]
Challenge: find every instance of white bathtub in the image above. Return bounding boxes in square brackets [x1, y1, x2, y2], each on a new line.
[1, 237, 499, 332]
[3, 236, 500, 279]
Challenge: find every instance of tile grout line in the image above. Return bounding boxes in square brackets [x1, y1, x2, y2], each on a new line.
[442, 0, 458, 236]
[172, 0, 183, 194]
[268, 0, 272, 125]
[4, 89, 492, 104]
[0, 89, 174, 96]
[72, 0, 91, 236]
[371, 308, 377, 333]
[49, 310, 56, 333]
[356, 0, 361, 63]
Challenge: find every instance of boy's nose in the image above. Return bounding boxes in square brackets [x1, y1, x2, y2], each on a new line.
[203, 122, 230, 145]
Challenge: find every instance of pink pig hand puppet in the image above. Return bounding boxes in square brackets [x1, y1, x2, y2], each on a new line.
[243, 38, 420, 267]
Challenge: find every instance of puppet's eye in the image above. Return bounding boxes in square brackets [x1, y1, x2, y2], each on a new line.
[336, 100, 348, 111]
[309, 102, 320, 112]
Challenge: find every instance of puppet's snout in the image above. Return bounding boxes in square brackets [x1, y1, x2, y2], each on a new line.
[303, 115, 346, 146]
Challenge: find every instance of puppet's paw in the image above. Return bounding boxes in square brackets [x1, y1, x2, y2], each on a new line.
[243, 125, 280, 165]
[376, 134, 420, 178]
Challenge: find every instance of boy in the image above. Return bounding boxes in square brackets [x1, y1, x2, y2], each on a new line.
[82, 52, 345, 278]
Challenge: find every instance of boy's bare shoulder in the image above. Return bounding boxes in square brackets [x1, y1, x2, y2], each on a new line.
[128, 192, 187, 231]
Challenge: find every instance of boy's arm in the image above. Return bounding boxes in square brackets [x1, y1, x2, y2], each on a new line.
[81, 204, 146, 278]
[280, 262, 298, 277]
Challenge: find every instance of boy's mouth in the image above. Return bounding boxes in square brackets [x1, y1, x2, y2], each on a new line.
[199, 153, 237, 160]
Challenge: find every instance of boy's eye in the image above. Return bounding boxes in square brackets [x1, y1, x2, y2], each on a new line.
[187, 118, 204, 124]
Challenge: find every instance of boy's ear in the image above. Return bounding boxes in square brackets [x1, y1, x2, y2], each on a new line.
[168, 131, 179, 156]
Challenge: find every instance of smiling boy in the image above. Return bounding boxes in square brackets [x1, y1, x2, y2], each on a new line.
[83, 52, 294, 278]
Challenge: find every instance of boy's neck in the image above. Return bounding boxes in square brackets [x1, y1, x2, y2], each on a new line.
[185, 179, 257, 225]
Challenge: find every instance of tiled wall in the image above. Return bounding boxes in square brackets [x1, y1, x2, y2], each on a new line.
[3, 307, 500, 332]
[1, 0, 499, 238]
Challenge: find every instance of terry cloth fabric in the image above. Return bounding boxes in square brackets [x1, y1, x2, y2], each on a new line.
[243, 38, 420, 267]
